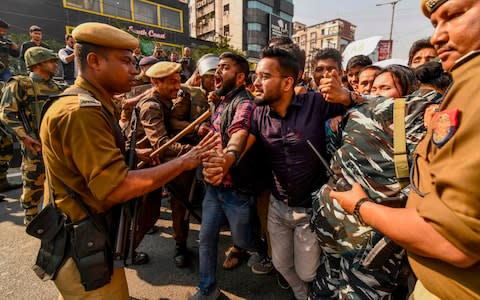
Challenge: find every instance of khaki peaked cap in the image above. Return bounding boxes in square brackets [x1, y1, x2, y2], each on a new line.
[421, 0, 449, 17]
[72, 22, 138, 50]
[146, 61, 181, 79]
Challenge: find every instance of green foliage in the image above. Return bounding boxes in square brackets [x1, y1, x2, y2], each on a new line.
[193, 35, 244, 61]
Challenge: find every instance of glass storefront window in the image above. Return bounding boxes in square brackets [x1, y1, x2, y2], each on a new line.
[103, 0, 131, 19]
[160, 7, 181, 31]
[66, 0, 100, 12]
[134, 0, 157, 25]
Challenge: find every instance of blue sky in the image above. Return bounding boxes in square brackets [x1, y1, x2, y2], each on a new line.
[292, 0, 433, 59]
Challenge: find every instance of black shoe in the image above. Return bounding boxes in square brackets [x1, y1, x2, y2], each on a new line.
[277, 272, 290, 289]
[0, 181, 22, 192]
[132, 251, 149, 265]
[0, 194, 5, 201]
[174, 245, 188, 268]
[146, 226, 159, 235]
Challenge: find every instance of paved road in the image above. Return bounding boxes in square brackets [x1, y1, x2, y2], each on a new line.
[0, 172, 293, 300]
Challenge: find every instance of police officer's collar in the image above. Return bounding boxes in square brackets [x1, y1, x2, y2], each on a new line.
[449, 50, 480, 72]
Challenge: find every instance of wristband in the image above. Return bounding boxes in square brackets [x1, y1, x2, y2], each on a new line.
[353, 197, 373, 225]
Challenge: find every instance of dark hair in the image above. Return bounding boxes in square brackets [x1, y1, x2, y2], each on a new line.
[312, 48, 342, 71]
[408, 38, 434, 66]
[219, 52, 249, 79]
[346, 55, 372, 71]
[65, 34, 73, 41]
[260, 46, 300, 85]
[268, 36, 294, 47]
[275, 43, 306, 73]
[415, 61, 451, 91]
[75, 42, 108, 71]
[377, 64, 418, 96]
[359, 65, 382, 76]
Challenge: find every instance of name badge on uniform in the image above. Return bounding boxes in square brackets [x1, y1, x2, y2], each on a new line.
[431, 108, 459, 147]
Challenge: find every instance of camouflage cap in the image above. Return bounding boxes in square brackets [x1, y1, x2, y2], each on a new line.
[421, 0, 449, 17]
[72, 22, 138, 50]
[24, 46, 58, 68]
[146, 61, 181, 79]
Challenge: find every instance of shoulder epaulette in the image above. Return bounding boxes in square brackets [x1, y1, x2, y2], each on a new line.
[78, 94, 101, 107]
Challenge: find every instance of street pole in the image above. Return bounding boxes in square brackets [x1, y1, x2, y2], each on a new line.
[376, 0, 401, 58]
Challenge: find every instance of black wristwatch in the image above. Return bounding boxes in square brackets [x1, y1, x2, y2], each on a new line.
[353, 197, 373, 225]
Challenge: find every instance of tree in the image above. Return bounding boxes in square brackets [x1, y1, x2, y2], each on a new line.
[193, 34, 244, 60]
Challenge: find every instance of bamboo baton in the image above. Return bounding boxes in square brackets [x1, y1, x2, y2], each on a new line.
[137, 108, 212, 168]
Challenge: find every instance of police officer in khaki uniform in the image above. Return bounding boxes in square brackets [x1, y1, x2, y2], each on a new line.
[0, 46, 64, 224]
[328, 1, 480, 299]
[39, 22, 217, 299]
[128, 61, 195, 268]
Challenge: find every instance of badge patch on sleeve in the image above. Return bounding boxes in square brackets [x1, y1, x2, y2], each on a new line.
[431, 108, 459, 147]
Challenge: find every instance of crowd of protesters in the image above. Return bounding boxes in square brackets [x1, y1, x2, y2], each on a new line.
[0, 0, 479, 299]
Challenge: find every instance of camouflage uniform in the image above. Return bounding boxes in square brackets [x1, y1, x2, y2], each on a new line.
[0, 73, 63, 218]
[171, 84, 210, 144]
[309, 89, 443, 299]
[0, 125, 14, 186]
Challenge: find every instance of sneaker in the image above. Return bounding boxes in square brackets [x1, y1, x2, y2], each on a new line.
[188, 287, 221, 300]
[251, 256, 273, 275]
[247, 252, 262, 268]
[276, 272, 290, 289]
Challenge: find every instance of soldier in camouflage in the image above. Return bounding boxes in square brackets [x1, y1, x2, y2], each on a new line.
[0, 122, 22, 200]
[309, 88, 443, 299]
[172, 54, 218, 142]
[0, 46, 64, 224]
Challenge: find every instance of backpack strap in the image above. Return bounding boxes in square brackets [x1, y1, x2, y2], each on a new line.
[393, 98, 409, 188]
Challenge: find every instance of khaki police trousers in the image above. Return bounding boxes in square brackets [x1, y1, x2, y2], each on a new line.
[54, 258, 129, 300]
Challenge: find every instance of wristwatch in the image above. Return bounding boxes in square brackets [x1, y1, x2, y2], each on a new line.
[353, 197, 373, 225]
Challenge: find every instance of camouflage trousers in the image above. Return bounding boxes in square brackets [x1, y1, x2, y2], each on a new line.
[20, 147, 45, 217]
[0, 132, 14, 179]
[309, 185, 406, 300]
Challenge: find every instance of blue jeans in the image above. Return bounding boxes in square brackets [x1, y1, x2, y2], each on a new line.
[198, 185, 266, 294]
[0, 68, 12, 82]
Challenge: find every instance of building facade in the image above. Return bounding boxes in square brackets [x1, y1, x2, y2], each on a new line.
[1, 0, 212, 56]
[292, 19, 356, 73]
[189, 0, 294, 58]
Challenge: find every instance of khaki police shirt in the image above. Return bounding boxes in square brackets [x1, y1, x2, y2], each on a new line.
[40, 76, 128, 222]
[407, 52, 480, 299]
[133, 89, 191, 162]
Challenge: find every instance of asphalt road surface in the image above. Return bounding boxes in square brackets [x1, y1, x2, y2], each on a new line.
[0, 172, 293, 300]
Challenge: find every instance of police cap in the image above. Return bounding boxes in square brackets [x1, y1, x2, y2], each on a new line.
[146, 61, 181, 79]
[421, 0, 449, 17]
[24, 46, 58, 68]
[72, 22, 138, 50]
[0, 20, 9, 29]
[139, 56, 160, 67]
